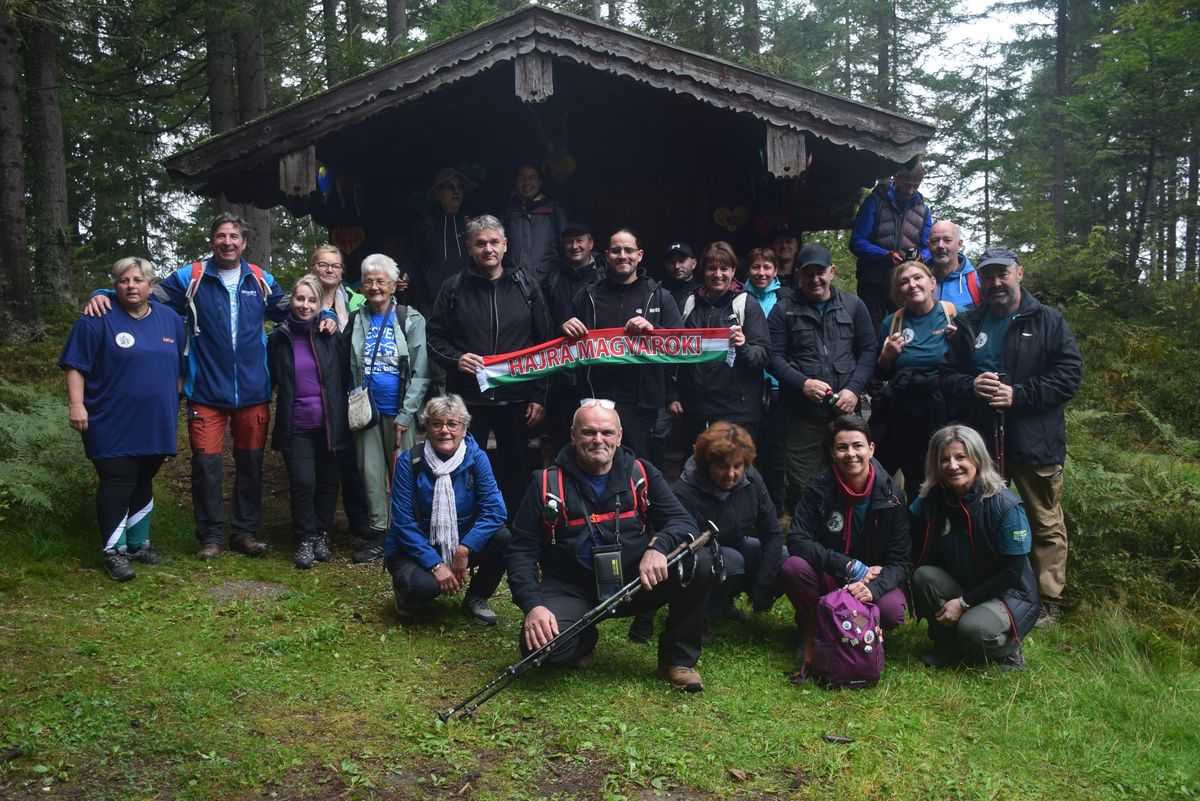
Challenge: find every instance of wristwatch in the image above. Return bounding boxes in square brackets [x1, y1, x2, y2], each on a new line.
[431, 562, 446, 574]
[957, 596, 970, 610]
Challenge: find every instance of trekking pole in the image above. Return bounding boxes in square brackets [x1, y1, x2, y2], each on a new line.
[437, 524, 716, 722]
[994, 371, 1007, 478]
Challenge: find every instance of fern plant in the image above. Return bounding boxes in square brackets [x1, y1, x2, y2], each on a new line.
[0, 379, 92, 523]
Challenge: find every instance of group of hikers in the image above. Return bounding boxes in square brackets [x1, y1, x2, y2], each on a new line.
[60, 161, 1082, 691]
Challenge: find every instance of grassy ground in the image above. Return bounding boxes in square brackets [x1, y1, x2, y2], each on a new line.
[1, 485, 1198, 801]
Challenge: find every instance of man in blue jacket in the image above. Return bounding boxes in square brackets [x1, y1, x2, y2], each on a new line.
[86, 214, 288, 559]
[849, 165, 933, 332]
[927, 220, 981, 310]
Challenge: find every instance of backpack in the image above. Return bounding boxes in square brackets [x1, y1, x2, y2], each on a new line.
[539, 460, 650, 544]
[888, 299, 957, 338]
[183, 260, 270, 353]
[681, 291, 748, 326]
[446, 267, 538, 315]
[810, 588, 884, 689]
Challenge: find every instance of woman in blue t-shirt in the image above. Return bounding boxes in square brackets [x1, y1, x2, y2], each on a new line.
[59, 257, 186, 582]
[873, 260, 957, 495]
[345, 254, 431, 563]
[267, 275, 352, 569]
[909, 424, 1039, 671]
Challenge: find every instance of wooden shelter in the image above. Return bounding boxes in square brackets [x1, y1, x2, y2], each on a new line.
[164, 5, 934, 268]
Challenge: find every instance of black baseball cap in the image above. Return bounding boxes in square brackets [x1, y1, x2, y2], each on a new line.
[665, 241, 694, 259]
[797, 244, 833, 269]
[976, 247, 1020, 271]
[562, 221, 592, 238]
[769, 222, 798, 240]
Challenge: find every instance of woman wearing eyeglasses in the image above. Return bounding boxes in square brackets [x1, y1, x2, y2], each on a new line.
[307, 245, 365, 331]
[346, 253, 431, 563]
[385, 394, 510, 624]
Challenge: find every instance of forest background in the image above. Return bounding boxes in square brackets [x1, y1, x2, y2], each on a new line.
[0, 0, 1197, 799]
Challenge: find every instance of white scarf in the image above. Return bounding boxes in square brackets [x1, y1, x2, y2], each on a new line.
[424, 438, 468, 562]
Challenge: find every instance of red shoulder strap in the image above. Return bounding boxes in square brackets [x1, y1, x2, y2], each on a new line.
[967, 271, 981, 305]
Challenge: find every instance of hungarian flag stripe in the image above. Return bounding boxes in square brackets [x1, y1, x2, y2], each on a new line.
[476, 327, 730, 391]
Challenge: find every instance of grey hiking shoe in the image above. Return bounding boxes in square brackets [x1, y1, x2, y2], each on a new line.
[999, 645, 1026, 672]
[293, 540, 315, 570]
[127, 544, 173, 566]
[104, 551, 135, 582]
[312, 534, 332, 563]
[1035, 602, 1063, 629]
[463, 596, 498, 626]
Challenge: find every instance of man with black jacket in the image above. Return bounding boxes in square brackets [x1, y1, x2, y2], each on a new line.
[561, 229, 683, 468]
[767, 245, 877, 510]
[940, 247, 1082, 629]
[427, 215, 552, 519]
[507, 401, 713, 691]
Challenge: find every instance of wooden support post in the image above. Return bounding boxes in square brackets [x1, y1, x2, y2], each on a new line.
[515, 51, 553, 103]
[279, 145, 317, 196]
[766, 126, 806, 179]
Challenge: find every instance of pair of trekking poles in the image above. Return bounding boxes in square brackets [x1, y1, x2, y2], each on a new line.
[439, 524, 717, 722]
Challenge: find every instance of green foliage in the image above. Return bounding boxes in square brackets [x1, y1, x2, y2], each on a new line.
[0, 379, 91, 524]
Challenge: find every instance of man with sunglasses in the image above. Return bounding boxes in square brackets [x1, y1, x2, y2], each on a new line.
[507, 400, 713, 691]
[560, 229, 683, 468]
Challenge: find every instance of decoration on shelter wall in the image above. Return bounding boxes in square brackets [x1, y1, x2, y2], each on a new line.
[713, 206, 750, 232]
[755, 213, 794, 240]
[543, 148, 576, 183]
[332, 225, 365, 256]
[317, 165, 332, 200]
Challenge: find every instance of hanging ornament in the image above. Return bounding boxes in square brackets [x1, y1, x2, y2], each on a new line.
[332, 225, 365, 256]
[316, 165, 331, 200]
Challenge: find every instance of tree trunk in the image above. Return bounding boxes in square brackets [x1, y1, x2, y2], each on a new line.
[741, 0, 759, 58]
[387, 0, 407, 50]
[0, 9, 39, 340]
[875, 0, 892, 108]
[591, 0, 602, 21]
[237, 21, 270, 267]
[322, 0, 338, 86]
[608, 1, 619, 26]
[982, 62, 992, 247]
[24, 19, 73, 308]
[1186, 130, 1198, 280]
[1128, 135, 1157, 279]
[1051, 0, 1067, 258]
[206, 3, 238, 133]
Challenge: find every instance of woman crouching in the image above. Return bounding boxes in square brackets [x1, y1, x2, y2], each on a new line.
[384, 395, 510, 624]
[909, 425, 1037, 671]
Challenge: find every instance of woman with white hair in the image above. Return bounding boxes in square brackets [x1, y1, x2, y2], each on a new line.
[346, 253, 430, 563]
[909, 424, 1039, 671]
[385, 395, 509, 624]
[59, 257, 186, 581]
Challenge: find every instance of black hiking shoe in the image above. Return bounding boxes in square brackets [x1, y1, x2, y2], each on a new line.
[127, 544, 173, 566]
[312, 534, 332, 563]
[998, 645, 1026, 672]
[104, 551, 135, 582]
[352, 534, 386, 564]
[920, 643, 960, 669]
[293, 540, 315, 570]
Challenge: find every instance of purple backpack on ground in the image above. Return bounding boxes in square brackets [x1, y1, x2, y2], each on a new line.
[811, 588, 884, 689]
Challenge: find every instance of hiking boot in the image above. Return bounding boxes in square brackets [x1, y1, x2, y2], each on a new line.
[463, 596, 498, 626]
[312, 534, 332, 563]
[657, 663, 704, 693]
[196, 542, 221, 561]
[627, 613, 654, 644]
[919, 643, 959, 669]
[722, 602, 747, 622]
[1035, 602, 1063, 630]
[230, 537, 269, 557]
[127, 544, 173, 566]
[998, 645, 1026, 672]
[394, 596, 419, 619]
[352, 534, 386, 564]
[103, 551, 135, 582]
[293, 540, 315, 570]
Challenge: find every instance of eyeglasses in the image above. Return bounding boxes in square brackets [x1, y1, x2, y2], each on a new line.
[580, 398, 616, 410]
[427, 419, 464, 432]
[607, 246, 640, 256]
[361, 278, 394, 288]
[314, 261, 343, 271]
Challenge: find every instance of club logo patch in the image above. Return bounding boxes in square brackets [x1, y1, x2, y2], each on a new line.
[115, 332, 135, 349]
[826, 511, 844, 532]
[902, 327, 915, 345]
[974, 331, 988, 349]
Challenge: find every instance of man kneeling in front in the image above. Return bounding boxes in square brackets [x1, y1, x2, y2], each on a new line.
[506, 399, 713, 691]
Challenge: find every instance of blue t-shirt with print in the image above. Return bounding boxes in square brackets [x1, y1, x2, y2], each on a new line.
[910, 495, 1031, 589]
[59, 305, 186, 460]
[364, 311, 402, 416]
[973, 309, 1017, 373]
[878, 303, 956, 376]
[575, 471, 616, 569]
